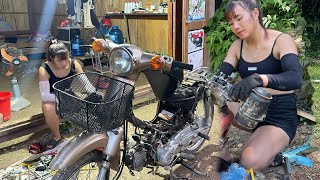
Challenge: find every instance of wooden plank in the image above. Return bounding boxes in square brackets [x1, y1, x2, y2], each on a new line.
[14, 14, 29, 31]
[12, 0, 28, 13]
[182, 0, 188, 63]
[0, 114, 44, 137]
[0, 30, 31, 36]
[3, 14, 16, 30]
[297, 109, 316, 122]
[27, 0, 35, 30]
[0, 0, 14, 12]
[168, 2, 173, 57]
[106, 13, 168, 19]
[0, 123, 47, 144]
[55, 3, 67, 15]
[6, 41, 50, 49]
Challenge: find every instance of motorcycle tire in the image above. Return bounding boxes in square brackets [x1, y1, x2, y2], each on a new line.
[52, 150, 118, 180]
[183, 94, 214, 154]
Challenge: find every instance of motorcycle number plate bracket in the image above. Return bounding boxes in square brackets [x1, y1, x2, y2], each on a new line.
[182, 79, 196, 86]
[158, 110, 174, 121]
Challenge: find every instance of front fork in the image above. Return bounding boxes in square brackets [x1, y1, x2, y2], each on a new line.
[98, 128, 124, 180]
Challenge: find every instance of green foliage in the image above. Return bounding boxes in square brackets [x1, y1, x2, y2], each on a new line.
[304, 16, 320, 60]
[261, 0, 301, 31]
[206, 0, 303, 71]
[205, 0, 236, 72]
[308, 66, 320, 127]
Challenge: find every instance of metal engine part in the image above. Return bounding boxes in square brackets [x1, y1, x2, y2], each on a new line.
[209, 73, 233, 107]
[235, 87, 272, 129]
[156, 119, 210, 167]
[124, 146, 148, 171]
[208, 73, 273, 130]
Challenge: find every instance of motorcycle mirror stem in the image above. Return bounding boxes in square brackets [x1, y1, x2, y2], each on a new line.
[90, 9, 105, 40]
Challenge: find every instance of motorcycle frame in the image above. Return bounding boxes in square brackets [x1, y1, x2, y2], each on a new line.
[49, 43, 160, 171]
[49, 42, 213, 178]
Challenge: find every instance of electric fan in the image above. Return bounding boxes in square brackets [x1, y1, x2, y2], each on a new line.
[0, 44, 31, 111]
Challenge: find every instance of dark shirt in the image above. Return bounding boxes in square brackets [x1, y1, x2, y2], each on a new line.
[41, 59, 75, 93]
[238, 34, 283, 79]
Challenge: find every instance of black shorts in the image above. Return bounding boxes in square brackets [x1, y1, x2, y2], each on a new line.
[254, 93, 299, 143]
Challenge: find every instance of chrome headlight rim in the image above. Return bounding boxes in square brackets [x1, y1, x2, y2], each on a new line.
[109, 47, 134, 76]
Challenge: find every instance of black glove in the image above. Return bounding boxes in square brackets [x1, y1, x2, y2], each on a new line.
[84, 92, 103, 103]
[228, 74, 263, 101]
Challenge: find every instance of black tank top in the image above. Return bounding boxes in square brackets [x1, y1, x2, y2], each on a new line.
[41, 59, 76, 93]
[238, 34, 283, 79]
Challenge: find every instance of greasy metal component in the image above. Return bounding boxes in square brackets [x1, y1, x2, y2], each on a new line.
[49, 131, 108, 170]
[156, 110, 212, 166]
[209, 73, 233, 107]
[207, 71, 273, 130]
[155, 68, 213, 167]
[235, 87, 272, 129]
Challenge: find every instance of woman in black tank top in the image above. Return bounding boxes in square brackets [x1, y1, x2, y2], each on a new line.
[216, 0, 302, 172]
[38, 43, 84, 150]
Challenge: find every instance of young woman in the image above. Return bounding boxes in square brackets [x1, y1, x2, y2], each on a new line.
[218, 0, 302, 171]
[38, 43, 84, 150]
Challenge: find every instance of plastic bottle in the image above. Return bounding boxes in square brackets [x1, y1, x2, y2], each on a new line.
[124, 0, 128, 13]
[71, 35, 85, 56]
[220, 163, 248, 180]
[109, 26, 124, 44]
[138, 0, 143, 8]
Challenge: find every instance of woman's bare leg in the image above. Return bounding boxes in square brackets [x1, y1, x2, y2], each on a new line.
[240, 125, 289, 171]
[42, 102, 61, 141]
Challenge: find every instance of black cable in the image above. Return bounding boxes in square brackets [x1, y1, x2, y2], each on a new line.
[112, 118, 127, 180]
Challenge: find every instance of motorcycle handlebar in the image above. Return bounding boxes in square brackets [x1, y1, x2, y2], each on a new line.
[172, 61, 193, 71]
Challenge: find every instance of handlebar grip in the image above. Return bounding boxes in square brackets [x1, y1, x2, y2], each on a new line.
[172, 61, 193, 71]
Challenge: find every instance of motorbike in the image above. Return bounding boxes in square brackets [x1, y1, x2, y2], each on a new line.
[49, 10, 216, 180]
[49, 8, 273, 180]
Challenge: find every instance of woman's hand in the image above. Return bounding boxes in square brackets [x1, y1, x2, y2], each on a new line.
[228, 74, 263, 101]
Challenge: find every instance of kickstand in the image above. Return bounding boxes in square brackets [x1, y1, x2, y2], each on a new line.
[147, 165, 159, 175]
[179, 159, 208, 177]
[169, 169, 189, 180]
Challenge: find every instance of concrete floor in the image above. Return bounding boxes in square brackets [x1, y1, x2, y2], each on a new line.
[0, 59, 44, 126]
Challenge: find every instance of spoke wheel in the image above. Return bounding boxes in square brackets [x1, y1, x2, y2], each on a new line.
[52, 150, 119, 180]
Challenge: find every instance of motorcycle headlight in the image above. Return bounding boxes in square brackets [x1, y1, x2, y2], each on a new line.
[109, 47, 134, 76]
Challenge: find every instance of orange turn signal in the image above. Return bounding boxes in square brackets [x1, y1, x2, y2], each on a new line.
[92, 39, 104, 52]
[150, 55, 163, 70]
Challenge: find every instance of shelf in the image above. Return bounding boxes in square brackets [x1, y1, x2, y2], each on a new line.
[105, 13, 168, 20]
[57, 26, 81, 30]
[58, 40, 70, 44]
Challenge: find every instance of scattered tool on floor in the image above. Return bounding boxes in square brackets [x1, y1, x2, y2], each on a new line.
[282, 144, 315, 167]
[246, 168, 255, 180]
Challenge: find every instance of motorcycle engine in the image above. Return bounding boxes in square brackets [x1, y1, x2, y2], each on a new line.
[124, 145, 148, 171]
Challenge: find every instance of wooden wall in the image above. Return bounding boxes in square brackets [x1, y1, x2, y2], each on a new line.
[83, 0, 169, 54]
[0, 0, 29, 30]
[1, 0, 169, 54]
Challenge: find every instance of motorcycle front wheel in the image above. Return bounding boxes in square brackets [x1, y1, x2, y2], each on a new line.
[52, 150, 119, 180]
[184, 94, 214, 154]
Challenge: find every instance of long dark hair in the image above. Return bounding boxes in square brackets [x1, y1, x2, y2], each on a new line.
[47, 42, 69, 61]
[224, 0, 265, 29]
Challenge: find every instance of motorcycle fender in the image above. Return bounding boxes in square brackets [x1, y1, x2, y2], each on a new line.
[49, 131, 108, 170]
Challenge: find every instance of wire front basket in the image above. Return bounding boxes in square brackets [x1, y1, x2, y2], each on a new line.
[53, 72, 134, 133]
